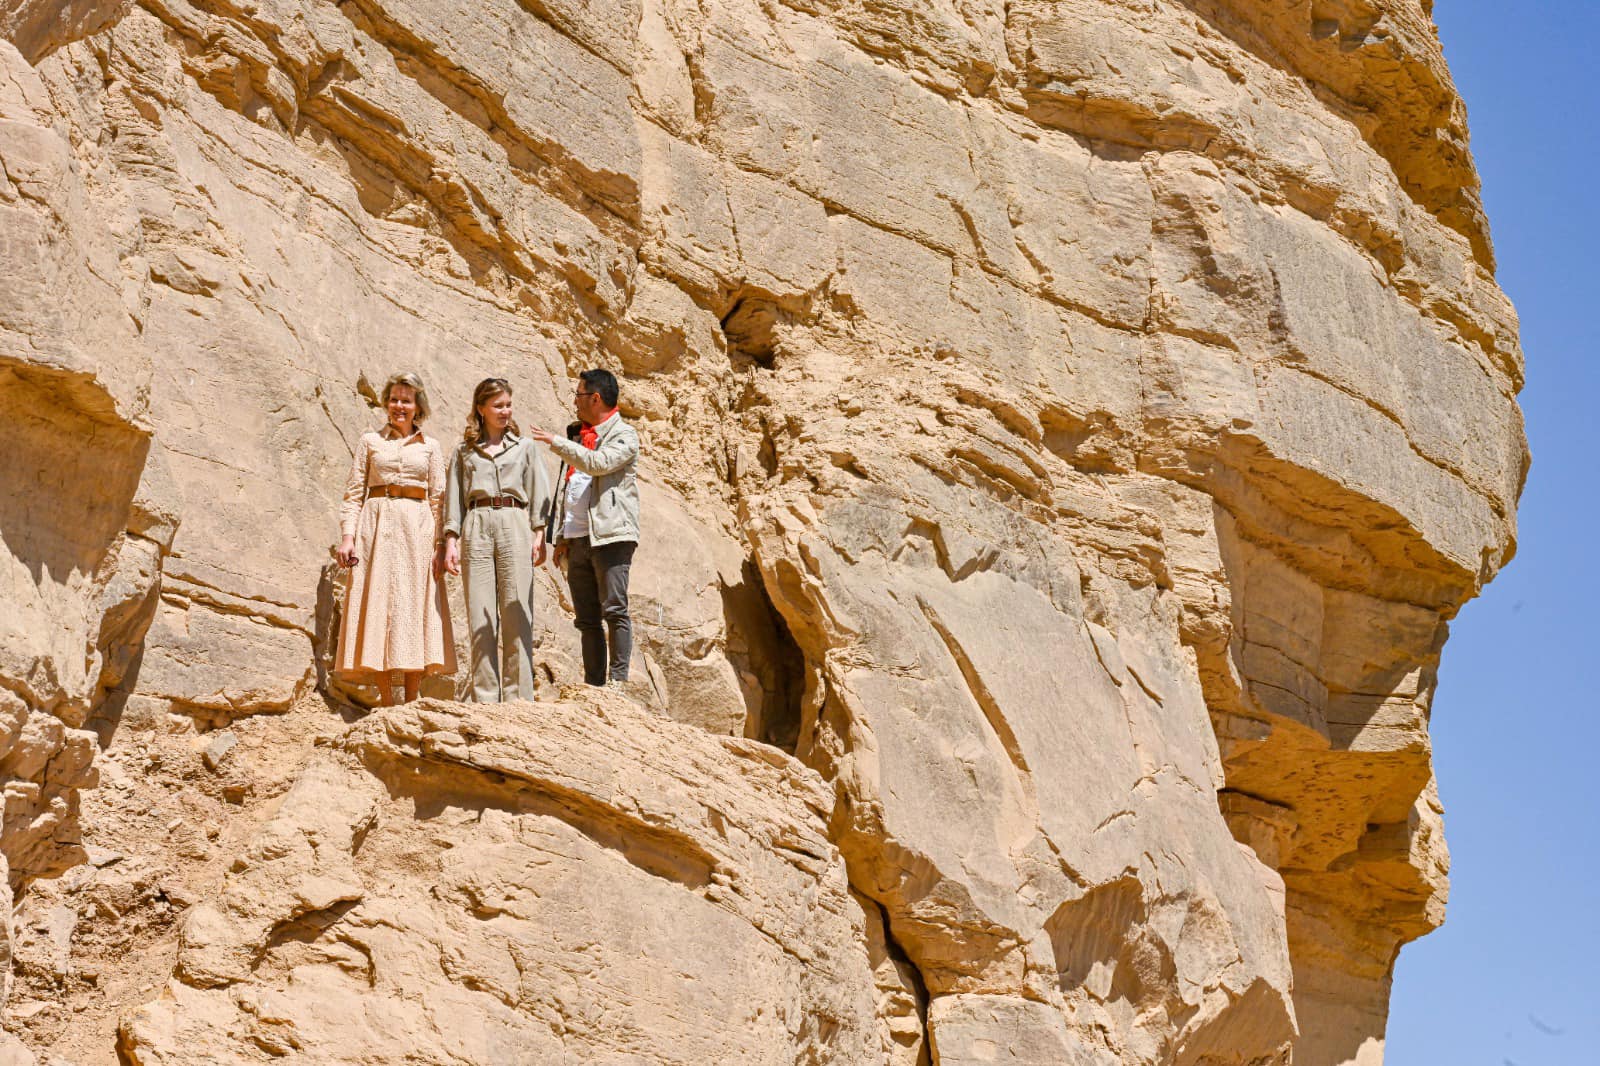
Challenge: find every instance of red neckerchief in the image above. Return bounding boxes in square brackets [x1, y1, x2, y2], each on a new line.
[565, 421, 600, 481]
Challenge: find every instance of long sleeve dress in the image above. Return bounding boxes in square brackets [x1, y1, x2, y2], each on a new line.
[335, 427, 456, 680]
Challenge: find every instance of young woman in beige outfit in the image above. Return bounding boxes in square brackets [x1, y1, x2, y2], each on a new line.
[335, 372, 457, 704]
[439, 378, 552, 702]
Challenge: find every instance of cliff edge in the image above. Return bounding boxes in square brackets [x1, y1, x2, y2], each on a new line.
[0, 1, 1524, 1063]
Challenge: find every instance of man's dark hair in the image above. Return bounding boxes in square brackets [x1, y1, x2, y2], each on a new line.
[579, 368, 619, 408]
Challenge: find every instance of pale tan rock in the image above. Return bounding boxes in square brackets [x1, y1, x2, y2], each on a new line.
[0, 37, 160, 930]
[855, 890, 929, 1066]
[174, 756, 378, 988]
[121, 696, 880, 1064]
[929, 994, 1116, 1065]
[0, 1, 1526, 1063]
[0, 1029, 37, 1066]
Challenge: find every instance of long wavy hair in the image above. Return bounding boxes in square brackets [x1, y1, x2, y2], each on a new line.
[462, 377, 521, 446]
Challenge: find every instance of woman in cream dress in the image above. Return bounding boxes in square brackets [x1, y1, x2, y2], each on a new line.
[335, 372, 456, 704]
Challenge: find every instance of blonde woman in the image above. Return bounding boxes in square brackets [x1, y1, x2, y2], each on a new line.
[439, 377, 552, 702]
[335, 372, 456, 705]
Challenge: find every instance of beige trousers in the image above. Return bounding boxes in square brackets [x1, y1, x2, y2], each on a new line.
[460, 506, 535, 702]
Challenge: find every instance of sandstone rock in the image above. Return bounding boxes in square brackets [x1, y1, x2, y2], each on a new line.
[0, 1, 1524, 1063]
[121, 696, 880, 1063]
[929, 994, 1116, 1066]
[0, 1029, 37, 1066]
[198, 731, 236, 772]
[0, 35, 159, 915]
[857, 890, 929, 1066]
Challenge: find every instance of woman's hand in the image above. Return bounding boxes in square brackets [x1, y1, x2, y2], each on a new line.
[532, 531, 548, 567]
[441, 535, 461, 576]
[337, 535, 358, 568]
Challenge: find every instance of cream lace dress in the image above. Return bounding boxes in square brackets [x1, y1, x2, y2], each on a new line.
[335, 427, 456, 679]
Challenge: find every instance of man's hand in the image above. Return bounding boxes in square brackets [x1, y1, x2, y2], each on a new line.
[532, 532, 548, 567]
[528, 426, 556, 445]
[441, 535, 461, 576]
[553, 542, 568, 567]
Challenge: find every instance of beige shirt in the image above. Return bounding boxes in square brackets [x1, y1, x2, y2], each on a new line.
[443, 431, 554, 539]
[339, 426, 447, 540]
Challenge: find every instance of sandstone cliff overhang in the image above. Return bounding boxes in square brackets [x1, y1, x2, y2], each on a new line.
[0, 1, 1525, 1063]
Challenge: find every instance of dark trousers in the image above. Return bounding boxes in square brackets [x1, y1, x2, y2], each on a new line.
[566, 537, 636, 684]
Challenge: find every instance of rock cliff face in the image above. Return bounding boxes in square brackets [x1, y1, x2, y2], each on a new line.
[0, 1, 1524, 1063]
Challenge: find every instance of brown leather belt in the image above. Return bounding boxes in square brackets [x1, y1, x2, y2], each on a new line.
[368, 484, 427, 500]
[468, 495, 526, 510]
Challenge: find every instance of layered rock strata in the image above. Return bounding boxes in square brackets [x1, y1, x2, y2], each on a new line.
[0, 1, 1524, 1063]
[121, 695, 887, 1064]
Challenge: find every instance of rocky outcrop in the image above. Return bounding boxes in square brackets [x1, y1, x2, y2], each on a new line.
[120, 695, 885, 1064]
[1, 34, 169, 1032]
[0, 1, 1523, 1063]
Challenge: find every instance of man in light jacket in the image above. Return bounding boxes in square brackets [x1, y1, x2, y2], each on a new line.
[529, 369, 640, 687]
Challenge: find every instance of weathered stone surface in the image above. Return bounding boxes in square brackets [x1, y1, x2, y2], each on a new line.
[1, 38, 164, 1019]
[929, 995, 1115, 1065]
[120, 695, 881, 1063]
[0, 1, 1524, 1063]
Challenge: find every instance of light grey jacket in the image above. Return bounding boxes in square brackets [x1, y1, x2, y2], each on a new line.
[547, 413, 640, 547]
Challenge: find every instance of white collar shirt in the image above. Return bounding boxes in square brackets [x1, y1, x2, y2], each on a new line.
[561, 468, 593, 539]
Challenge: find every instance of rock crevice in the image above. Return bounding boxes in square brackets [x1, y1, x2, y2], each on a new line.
[0, 2, 1522, 1063]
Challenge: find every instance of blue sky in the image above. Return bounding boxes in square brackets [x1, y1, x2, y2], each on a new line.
[1385, 2, 1600, 1062]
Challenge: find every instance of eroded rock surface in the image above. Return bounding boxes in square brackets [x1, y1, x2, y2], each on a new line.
[120, 695, 883, 1064]
[0, 1, 1523, 1063]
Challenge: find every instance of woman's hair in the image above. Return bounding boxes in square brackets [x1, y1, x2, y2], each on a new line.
[463, 377, 520, 445]
[381, 371, 431, 426]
